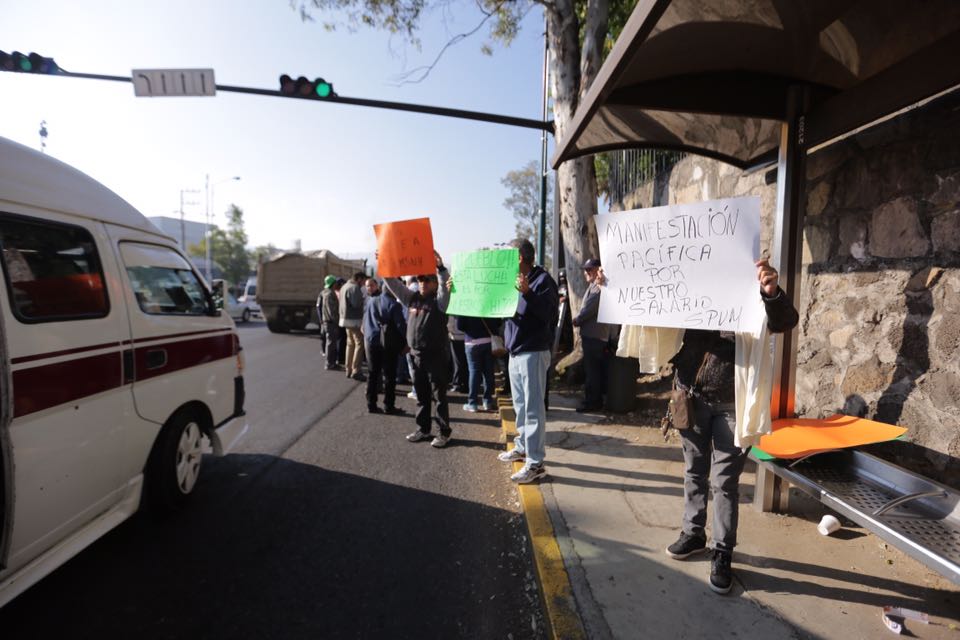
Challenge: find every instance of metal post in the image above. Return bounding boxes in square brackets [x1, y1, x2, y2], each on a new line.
[755, 85, 809, 513]
[179, 190, 186, 247]
[537, 19, 550, 266]
[204, 173, 211, 281]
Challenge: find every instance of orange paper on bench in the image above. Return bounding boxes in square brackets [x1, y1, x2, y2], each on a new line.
[757, 414, 907, 459]
[374, 217, 435, 277]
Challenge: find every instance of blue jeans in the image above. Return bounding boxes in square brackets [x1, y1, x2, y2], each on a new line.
[508, 350, 551, 466]
[465, 342, 495, 406]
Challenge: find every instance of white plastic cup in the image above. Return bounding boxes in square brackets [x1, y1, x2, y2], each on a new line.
[817, 514, 841, 536]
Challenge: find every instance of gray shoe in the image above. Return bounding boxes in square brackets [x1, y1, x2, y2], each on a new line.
[511, 464, 547, 484]
[406, 430, 431, 443]
[431, 434, 450, 448]
[497, 448, 525, 463]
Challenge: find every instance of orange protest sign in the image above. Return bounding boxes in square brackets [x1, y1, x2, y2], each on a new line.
[756, 414, 907, 459]
[374, 217, 436, 277]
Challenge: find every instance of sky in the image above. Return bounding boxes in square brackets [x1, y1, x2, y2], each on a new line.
[0, 0, 554, 261]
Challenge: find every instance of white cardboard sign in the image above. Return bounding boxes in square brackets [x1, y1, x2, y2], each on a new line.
[596, 196, 763, 331]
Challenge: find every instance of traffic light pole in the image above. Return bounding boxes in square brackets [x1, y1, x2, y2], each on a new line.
[43, 70, 554, 133]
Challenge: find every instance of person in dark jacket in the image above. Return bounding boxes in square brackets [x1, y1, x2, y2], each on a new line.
[361, 278, 407, 415]
[383, 251, 452, 448]
[497, 239, 559, 484]
[456, 315, 501, 412]
[319, 275, 342, 370]
[572, 258, 618, 412]
[664, 258, 799, 595]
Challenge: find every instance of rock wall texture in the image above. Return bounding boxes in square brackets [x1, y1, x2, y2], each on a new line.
[610, 91, 960, 484]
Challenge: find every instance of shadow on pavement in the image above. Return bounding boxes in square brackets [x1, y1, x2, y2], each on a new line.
[0, 454, 539, 640]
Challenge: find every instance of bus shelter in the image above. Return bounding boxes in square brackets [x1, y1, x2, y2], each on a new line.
[552, 0, 960, 508]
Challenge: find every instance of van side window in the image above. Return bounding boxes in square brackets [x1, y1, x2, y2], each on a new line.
[119, 243, 207, 315]
[0, 214, 110, 322]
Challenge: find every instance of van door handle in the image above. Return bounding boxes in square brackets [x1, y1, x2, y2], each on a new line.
[145, 349, 168, 370]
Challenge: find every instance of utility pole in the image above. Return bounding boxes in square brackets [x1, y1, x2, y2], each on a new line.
[179, 188, 200, 248]
[537, 23, 550, 266]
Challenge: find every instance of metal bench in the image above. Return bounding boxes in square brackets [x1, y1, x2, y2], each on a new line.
[752, 449, 960, 585]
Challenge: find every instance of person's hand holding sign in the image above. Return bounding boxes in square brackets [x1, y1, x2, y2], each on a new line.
[516, 272, 530, 295]
[434, 250, 445, 271]
[756, 258, 781, 297]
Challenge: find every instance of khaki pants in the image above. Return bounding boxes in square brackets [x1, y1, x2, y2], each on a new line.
[345, 327, 364, 377]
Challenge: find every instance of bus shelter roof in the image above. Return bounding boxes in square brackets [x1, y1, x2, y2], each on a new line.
[552, 0, 960, 170]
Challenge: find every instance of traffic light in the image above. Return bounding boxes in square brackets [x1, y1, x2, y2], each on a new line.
[278, 74, 336, 99]
[0, 51, 60, 74]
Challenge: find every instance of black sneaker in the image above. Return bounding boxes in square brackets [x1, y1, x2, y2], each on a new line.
[665, 532, 707, 559]
[368, 405, 383, 414]
[709, 550, 734, 594]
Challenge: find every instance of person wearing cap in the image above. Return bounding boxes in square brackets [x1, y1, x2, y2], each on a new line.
[383, 251, 453, 448]
[497, 239, 559, 483]
[572, 258, 617, 412]
[319, 275, 342, 371]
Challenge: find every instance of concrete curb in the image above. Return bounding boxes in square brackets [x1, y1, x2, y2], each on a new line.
[500, 406, 586, 640]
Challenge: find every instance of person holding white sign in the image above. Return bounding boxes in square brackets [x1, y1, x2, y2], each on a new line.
[664, 258, 798, 595]
[572, 258, 618, 412]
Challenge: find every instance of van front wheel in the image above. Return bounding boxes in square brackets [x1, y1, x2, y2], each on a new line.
[145, 412, 205, 513]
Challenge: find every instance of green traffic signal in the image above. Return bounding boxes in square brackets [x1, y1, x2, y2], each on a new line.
[0, 51, 59, 74]
[278, 74, 335, 99]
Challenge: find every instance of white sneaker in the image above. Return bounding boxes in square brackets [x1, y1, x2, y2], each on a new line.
[431, 434, 450, 448]
[482, 400, 496, 412]
[511, 464, 547, 484]
[462, 403, 478, 412]
[497, 448, 525, 463]
[407, 390, 418, 400]
[406, 430, 431, 443]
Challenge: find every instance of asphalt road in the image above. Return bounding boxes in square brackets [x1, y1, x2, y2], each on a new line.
[0, 321, 546, 639]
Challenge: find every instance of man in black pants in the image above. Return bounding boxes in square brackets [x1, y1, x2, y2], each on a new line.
[361, 278, 407, 414]
[383, 251, 452, 448]
[664, 258, 799, 595]
[319, 275, 342, 370]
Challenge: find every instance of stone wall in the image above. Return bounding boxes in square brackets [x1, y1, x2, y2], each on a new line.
[610, 91, 960, 483]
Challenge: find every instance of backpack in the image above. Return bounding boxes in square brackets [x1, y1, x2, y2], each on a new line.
[378, 296, 406, 352]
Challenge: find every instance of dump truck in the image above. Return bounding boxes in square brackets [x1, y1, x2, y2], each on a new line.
[257, 250, 366, 333]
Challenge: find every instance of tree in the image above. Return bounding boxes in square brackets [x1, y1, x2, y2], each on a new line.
[502, 160, 553, 271]
[293, 0, 636, 315]
[189, 204, 252, 285]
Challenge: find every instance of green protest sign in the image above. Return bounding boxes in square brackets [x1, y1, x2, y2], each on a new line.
[446, 248, 519, 318]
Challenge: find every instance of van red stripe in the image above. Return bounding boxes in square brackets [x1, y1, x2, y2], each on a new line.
[12, 333, 237, 418]
[11, 341, 123, 365]
[13, 352, 122, 417]
[133, 333, 235, 382]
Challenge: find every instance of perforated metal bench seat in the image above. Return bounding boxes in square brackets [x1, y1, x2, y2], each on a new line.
[751, 449, 960, 584]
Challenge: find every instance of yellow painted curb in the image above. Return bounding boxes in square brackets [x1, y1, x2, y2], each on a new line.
[501, 413, 586, 640]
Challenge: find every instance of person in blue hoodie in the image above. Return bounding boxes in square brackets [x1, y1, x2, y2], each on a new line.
[497, 239, 559, 483]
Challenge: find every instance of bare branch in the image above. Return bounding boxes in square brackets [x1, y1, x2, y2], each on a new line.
[388, 1, 508, 85]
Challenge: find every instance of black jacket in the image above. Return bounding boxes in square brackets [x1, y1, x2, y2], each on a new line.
[671, 287, 799, 404]
[505, 266, 559, 355]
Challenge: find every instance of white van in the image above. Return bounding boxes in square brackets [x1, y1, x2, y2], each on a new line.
[238, 276, 261, 319]
[0, 136, 248, 607]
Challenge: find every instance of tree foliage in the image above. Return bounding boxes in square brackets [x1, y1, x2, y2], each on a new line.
[188, 204, 252, 285]
[502, 160, 553, 270]
[294, 0, 639, 316]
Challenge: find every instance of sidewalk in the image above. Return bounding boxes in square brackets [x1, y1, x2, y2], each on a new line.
[507, 395, 960, 640]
